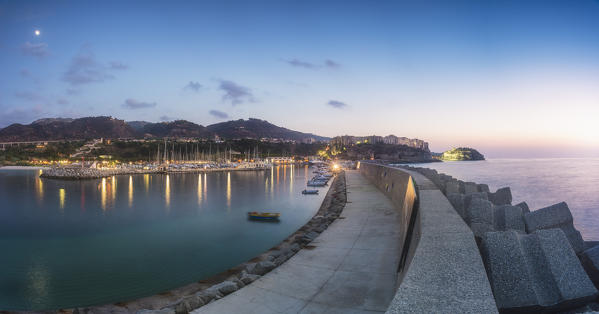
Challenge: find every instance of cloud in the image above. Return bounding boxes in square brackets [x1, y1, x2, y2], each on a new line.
[325, 59, 341, 68]
[184, 81, 202, 92]
[327, 100, 348, 109]
[109, 61, 128, 70]
[62, 45, 127, 86]
[285, 58, 318, 69]
[209, 109, 228, 119]
[160, 115, 175, 121]
[122, 98, 156, 109]
[283, 58, 341, 70]
[219, 80, 254, 105]
[15, 91, 41, 101]
[21, 42, 49, 58]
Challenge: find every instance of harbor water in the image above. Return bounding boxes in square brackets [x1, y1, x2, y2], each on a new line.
[0, 165, 327, 310]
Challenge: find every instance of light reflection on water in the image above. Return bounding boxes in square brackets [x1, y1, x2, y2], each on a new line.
[0, 166, 327, 310]
[413, 158, 599, 240]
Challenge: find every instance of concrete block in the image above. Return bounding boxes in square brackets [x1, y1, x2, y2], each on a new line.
[493, 205, 525, 233]
[488, 187, 512, 206]
[466, 198, 494, 237]
[477, 183, 490, 193]
[461, 181, 479, 194]
[444, 180, 460, 194]
[516, 201, 530, 214]
[524, 202, 584, 253]
[580, 245, 599, 289]
[481, 229, 598, 312]
[464, 192, 488, 211]
[446, 193, 466, 219]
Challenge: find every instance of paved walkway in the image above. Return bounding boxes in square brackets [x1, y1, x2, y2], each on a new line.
[192, 170, 401, 314]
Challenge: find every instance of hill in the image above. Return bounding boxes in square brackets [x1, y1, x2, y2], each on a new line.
[206, 118, 328, 142]
[0, 116, 137, 141]
[0, 117, 329, 142]
[440, 147, 485, 161]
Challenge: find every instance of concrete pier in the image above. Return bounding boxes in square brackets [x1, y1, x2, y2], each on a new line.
[191, 170, 402, 313]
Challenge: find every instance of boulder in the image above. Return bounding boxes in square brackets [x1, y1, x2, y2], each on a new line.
[580, 245, 599, 289]
[239, 271, 261, 285]
[488, 187, 512, 206]
[481, 229, 598, 312]
[290, 243, 301, 252]
[524, 202, 584, 253]
[516, 201, 530, 214]
[206, 281, 239, 296]
[137, 310, 175, 314]
[493, 205, 525, 233]
[247, 260, 276, 275]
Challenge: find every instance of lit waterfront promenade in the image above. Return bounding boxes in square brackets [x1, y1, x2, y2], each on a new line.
[192, 170, 401, 313]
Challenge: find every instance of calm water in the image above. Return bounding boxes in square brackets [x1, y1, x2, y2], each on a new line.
[0, 166, 327, 310]
[412, 158, 599, 240]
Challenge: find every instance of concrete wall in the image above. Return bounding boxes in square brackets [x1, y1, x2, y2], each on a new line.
[359, 162, 498, 313]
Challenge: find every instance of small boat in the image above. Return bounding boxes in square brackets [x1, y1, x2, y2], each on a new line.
[302, 189, 319, 195]
[248, 211, 281, 220]
[307, 181, 327, 187]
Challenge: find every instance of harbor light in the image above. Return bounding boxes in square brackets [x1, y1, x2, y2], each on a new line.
[333, 163, 340, 170]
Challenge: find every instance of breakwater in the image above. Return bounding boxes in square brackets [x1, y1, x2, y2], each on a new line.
[68, 172, 347, 313]
[400, 165, 599, 313]
[39, 166, 269, 180]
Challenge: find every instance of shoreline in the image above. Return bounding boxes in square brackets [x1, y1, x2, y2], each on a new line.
[0, 166, 50, 170]
[39, 166, 271, 180]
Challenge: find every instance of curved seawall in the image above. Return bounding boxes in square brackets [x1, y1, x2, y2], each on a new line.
[358, 162, 498, 313]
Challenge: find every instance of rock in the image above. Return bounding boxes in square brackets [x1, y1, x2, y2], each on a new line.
[195, 288, 218, 304]
[524, 202, 584, 253]
[301, 231, 319, 243]
[269, 250, 284, 259]
[137, 309, 176, 314]
[580, 245, 599, 289]
[488, 187, 512, 206]
[247, 260, 276, 275]
[240, 271, 261, 285]
[516, 201, 530, 214]
[493, 205, 525, 233]
[481, 229, 598, 312]
[465, 197, 494, 225]
[446, 193, 465, 219]
[180, 295, 204, 312]
[444, 180, 460, 194]
[206, 281, 238, 296]
[289, 243, 300, 252]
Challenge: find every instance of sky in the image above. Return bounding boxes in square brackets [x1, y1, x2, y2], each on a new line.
[0, 0, 598, 158]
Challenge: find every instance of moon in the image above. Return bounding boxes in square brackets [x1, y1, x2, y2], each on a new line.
[34, 29, 40, 36]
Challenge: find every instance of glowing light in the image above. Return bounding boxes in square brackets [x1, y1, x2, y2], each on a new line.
[333, 164, 340, 170]
[35, 170, 44, 203]
[144, 174, 149, 194]
[203, 173, 207, 200]
[165, 175, 171, 208]
[34, 29, 40, 36]
[101, 178, 107, 211]
[111, 176, 116, 202]
[197, 174, 202, 205]
[128, 176, 133, 208]
[59, 188, 65, 210]
[226, 172, 231, 209]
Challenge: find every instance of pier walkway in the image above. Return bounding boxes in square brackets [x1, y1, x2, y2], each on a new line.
[192, 170, 401, 314]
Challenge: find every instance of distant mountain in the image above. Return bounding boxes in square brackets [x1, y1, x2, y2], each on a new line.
[140, 120, 211, 138]
[0, 116, 137, 142]
[206, 118, 329, 142]
[0, 117, 329, 142]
